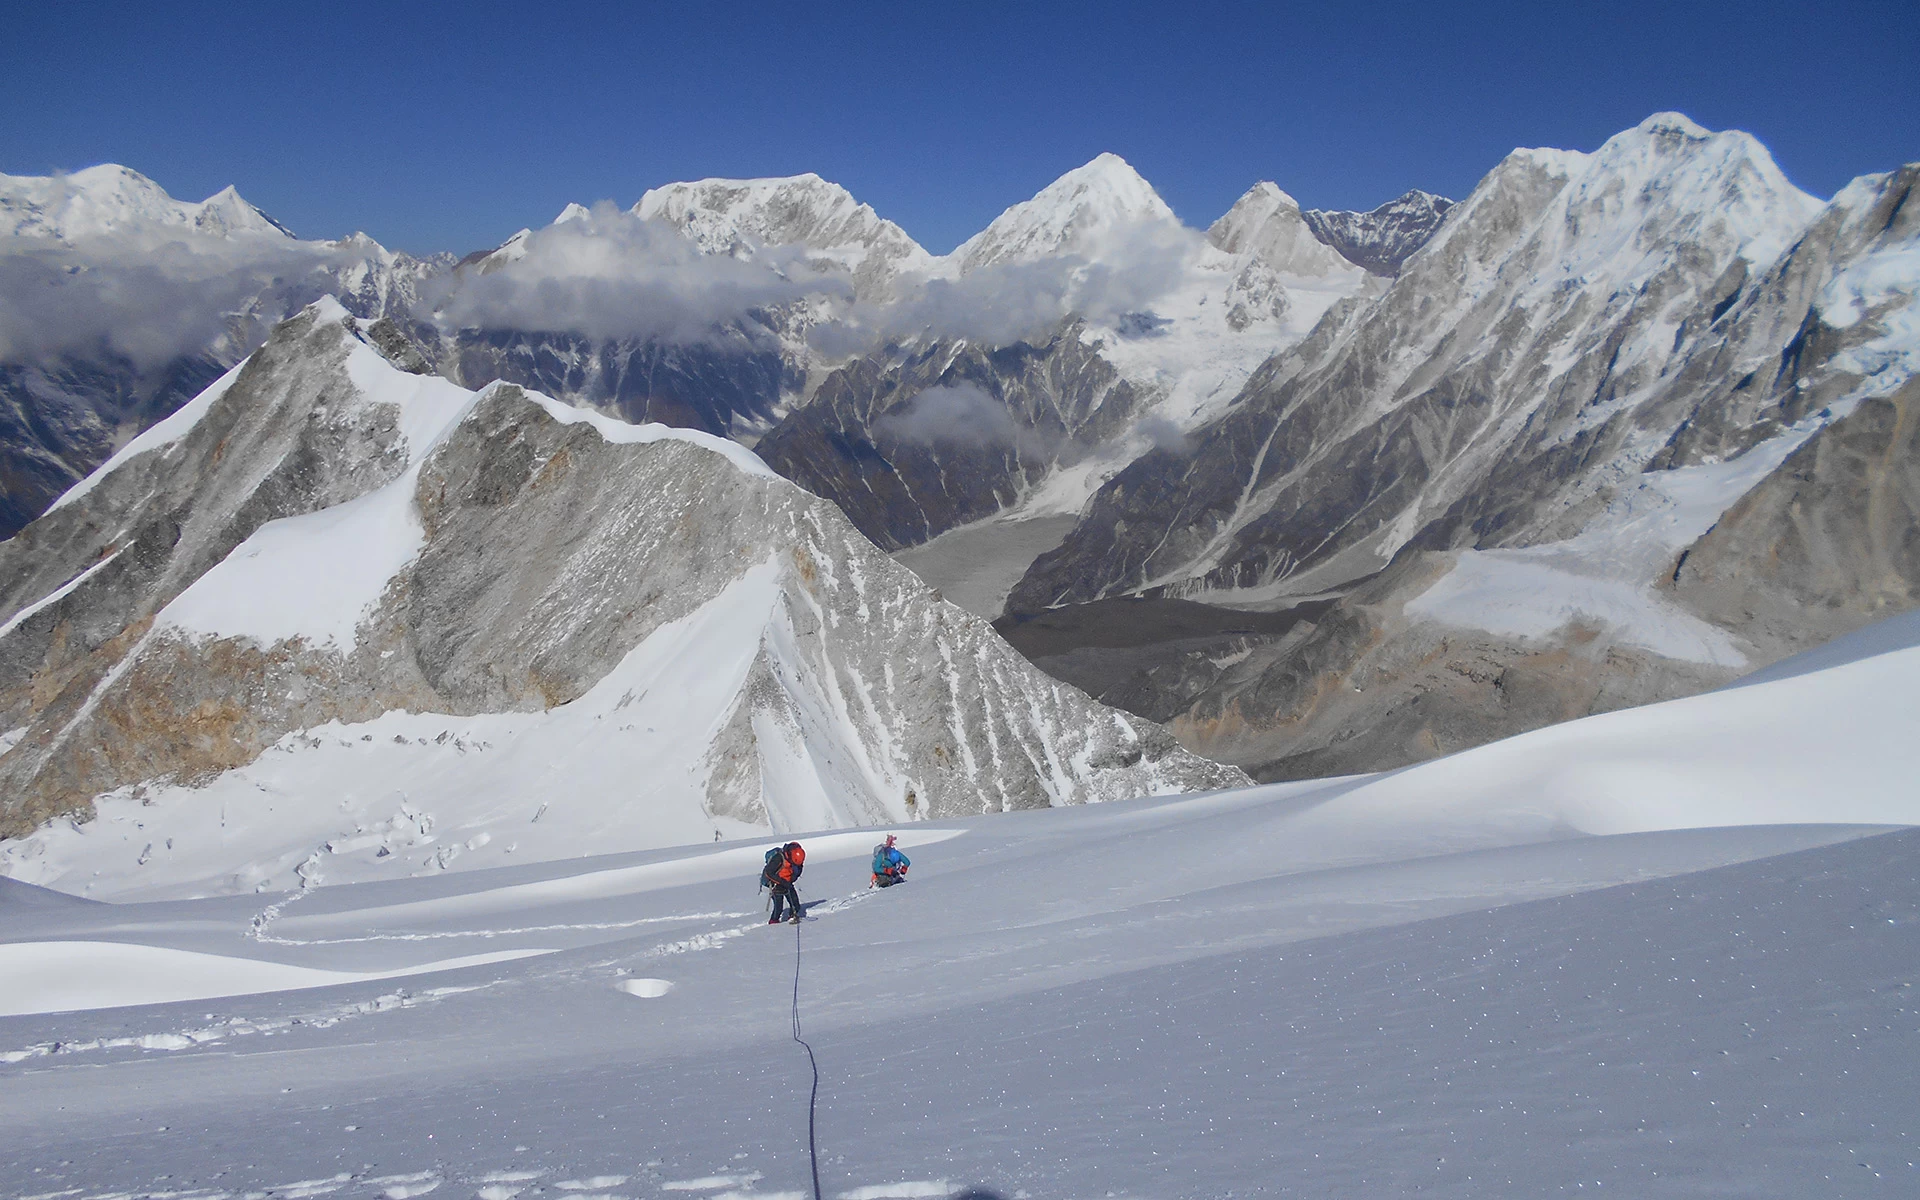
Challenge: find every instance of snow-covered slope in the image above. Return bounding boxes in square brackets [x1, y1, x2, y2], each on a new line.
[1, 607, 1914, 1197]
[0, 301, 1243, 895]
[1207, 181, 1366, 284]
[1016, 113, 1839, 611]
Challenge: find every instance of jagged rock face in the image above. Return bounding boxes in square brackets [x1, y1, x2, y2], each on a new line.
[0, 167, 448, 539]
[755, 323, 1150, 550]
[0, 353, 228, 538]
[0, 306, 431, 806]
[438, 325, 798, 439]
[1668, 376, 1920, 658]
[1010, 117, 1847, 612]
[1302, 190, 1456, 275]
[0, 306, 1244, 887]
[1170, 370, 1916, 781]
[1161, 557, 1734, 780]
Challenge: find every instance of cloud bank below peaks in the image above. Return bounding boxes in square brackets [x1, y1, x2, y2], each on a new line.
[872, 382, 1031, 448]
[0, 228, 374, 369]
[423, 203, 853, 347]
[815, 217, 1205, 356]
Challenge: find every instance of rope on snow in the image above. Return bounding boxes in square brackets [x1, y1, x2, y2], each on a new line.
[790, 914, 825, 1200]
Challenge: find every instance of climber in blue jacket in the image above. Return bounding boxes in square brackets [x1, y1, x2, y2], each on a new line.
[871, 834, 909, 888]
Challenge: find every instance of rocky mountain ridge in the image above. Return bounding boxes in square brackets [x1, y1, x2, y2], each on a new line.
[1302, 189, 1456, 275]
[0, 303, 1244, 890]
[1003, 116, 1920, 779]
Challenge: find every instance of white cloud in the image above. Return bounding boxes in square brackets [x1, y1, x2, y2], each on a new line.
[872, 382, 1026, 447]
[816, 217, 1203, 355]
[423, 203, 851, 347]
[0, 231, 365, 368]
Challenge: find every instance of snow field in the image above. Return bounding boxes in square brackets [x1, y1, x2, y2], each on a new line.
[3, 812, 1912, 1198]
[3, 601, 1916, 1192]
[0, 942, 552, 1019]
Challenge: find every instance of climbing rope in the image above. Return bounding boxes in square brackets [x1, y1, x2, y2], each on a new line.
[791, 916, 825, 1200]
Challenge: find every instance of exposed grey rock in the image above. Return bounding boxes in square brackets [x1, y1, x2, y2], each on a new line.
[757, 322, 1150, 550]
[1162, 553, 1733, 781]
[438, 324, 797, 439]
[0, 352, 226, 538]
[1668, 375, 1920, 659]
[993, 595, 1336, 725]
[1007, 124, 1919, 782]
[1302, 190, 1456, 276]
[0, 303, 412, 767]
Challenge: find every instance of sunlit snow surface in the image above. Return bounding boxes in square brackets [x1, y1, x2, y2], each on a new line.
[4, 618, 1918, 1197]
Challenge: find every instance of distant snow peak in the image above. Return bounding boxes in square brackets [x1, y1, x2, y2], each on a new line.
[0, 163, 294, 243]
[1209, 182, 1364, 282]
[1573, 111, 1822, 271]
[1637, 111, 1712, 140]
[951, 153, 1179, 273]
[634, 172, 931, 297]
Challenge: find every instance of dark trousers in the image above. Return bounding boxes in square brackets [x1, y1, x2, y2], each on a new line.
[769, 880, 800, 921]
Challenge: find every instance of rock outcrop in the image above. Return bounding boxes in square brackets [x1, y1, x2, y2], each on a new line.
[1669, 376, 1920, 658]
[1302, 190, 1456, 276]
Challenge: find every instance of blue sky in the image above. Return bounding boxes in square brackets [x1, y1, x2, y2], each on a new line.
[4, 0, 1915, 255]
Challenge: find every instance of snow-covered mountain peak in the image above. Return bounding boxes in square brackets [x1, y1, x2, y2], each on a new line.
[1209, 181, 1301, 240]
[633, 172, 930, 299]
[1297, 188, 1462, 277]
[554, 202, 591, 225]
[1566, 113, 1823, 274]
[1637, 111, 1713, 140]
[1208, 181, 1363, 281]
[637, 173, 927, 260]
[950, 153, 1180, 273]
[0, 164, 292, 242]
[191, 183, 296, 239]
